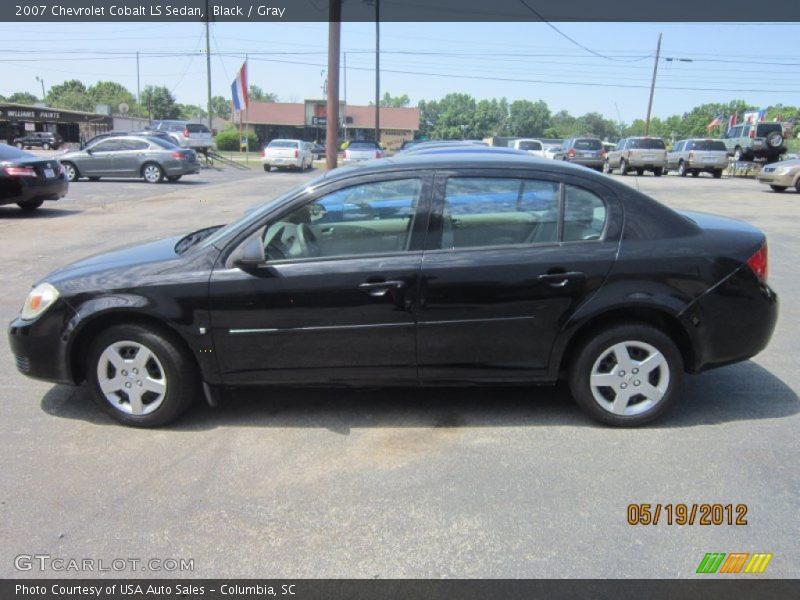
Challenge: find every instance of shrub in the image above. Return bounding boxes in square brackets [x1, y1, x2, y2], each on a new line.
[215, 128, 258, 151]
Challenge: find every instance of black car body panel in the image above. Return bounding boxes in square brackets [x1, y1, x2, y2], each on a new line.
[0, 145, 68, 206]
[9, 154, 778, 396]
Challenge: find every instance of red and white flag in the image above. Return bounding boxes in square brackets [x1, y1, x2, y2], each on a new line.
[231, 62, 249, 112]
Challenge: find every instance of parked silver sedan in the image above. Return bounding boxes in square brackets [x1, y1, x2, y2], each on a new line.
[58, 136, 200, 183]
[666, 139, 728, 178]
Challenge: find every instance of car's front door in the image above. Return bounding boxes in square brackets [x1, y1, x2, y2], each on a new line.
[209, 173, 432, 385]
[416, 170, 621, 382]
[79, 139, 122, 175]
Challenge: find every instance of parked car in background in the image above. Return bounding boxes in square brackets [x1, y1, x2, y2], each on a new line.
[308, 143, 326, 160]
[512, 139, 547, 158]
[82, 130, 175, 149]
[756, 159, 800, 193]
[605, 137, 667, 176]
[342, 140, 384, 164]
[543, 145, 561, 160]
[723, 121, 786, 162]
[553, 138, 605, 170]
[666, 139, 728, 178]
[402, 140, 488, 154]
[8, 153, 777, 427]
[150, 120, 215, 153]
[58, 136, 199, 183]
[0, 143, 68, 211]
[261, 139, 313, 172]
[13, 132, 62, 151]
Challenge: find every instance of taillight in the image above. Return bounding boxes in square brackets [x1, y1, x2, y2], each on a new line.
[375, 150, 381, 158]
[344, 150, 350, 159]
[749, 129, 755, 139]
[688, 151, 695, 161]
[4, 166, 37, 177]
[747, 243, 768, 282]
[262, 149, 266, 158]
[183, 128, 190, 138]
[171, 151, 183, 159]
[567, 148, 575, 158]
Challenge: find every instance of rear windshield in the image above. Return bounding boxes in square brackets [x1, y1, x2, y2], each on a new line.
[756, 123, 782, 135]
[517, 141, 543, 151]
[186, 124, 210, 133]
[268, 141, 299, 148]
[349, 142, 379, 149]
[690, 140, 727, 151]
[574, 139, 602, 150]
[148, 137, 178, 149]
[629, 138, 666, 150]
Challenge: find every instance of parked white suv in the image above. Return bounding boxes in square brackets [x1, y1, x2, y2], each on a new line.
[151, 120, 215, 153]
[261, 139, 313, 172]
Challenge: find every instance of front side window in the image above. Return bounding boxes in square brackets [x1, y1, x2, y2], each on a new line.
[259, 178, 422, 261]
[674, 141, 685, 152]
[90, 140, 122, 152]
[440, 178, 560, 249]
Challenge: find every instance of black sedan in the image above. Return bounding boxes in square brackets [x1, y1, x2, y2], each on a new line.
[8, 154, 777, 427]
[0, 144, 68, 211]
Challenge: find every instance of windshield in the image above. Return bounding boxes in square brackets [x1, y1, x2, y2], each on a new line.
[148, 137, 178, 149]
[517, 141, 542, 151]
[349, 142, 378, 149]
[186, 124, 209, 133]
[574, 139, 602, 150]
[629, 138, 666, 149]
[690, 140, 727, 151]
[268, 140, 298, 148]
[756, 123, 782, 135]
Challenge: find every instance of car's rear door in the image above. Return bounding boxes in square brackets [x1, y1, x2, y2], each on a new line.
[416, 169, 621, 382]
[209, 171, 433, 385]
[112, 139, 149, 176]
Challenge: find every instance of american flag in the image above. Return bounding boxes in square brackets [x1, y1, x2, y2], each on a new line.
[706, 116, 724, 130]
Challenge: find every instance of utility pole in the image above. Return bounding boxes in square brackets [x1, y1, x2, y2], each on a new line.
[374, 0, 380, 145]
[644, 33, 662, 137]
[204, 0, 213, 134]
[326, 0, 341, 170]
[343, 52, 348, 141]
[136, 51, 141, 118]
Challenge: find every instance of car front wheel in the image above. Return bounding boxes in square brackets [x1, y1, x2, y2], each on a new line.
[61, 162, 79, 182]
[17, 200, 44, 211]
[770, 185, 787, 192]
[87, 324, 198, 427]
[619, 159, 629, 176]
[569, 324, 683, 426]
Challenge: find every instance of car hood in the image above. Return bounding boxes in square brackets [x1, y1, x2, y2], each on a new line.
[42, 236, 183, 288]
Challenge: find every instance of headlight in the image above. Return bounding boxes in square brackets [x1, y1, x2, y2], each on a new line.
[20, 283, 60, 321]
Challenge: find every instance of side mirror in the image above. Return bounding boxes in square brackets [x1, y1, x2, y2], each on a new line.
[231, 235, 266, 268]
[86, 148, 93, 155]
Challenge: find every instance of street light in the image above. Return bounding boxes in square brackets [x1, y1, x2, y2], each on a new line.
[35, 76, 45, 102]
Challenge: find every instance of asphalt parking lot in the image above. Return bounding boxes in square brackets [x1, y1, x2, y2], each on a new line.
[0, 164, 798, 578]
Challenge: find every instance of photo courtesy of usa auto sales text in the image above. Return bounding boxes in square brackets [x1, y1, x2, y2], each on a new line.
[16, 584, 298, 596]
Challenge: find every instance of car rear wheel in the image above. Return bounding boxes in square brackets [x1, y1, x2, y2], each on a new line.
[142, 162, 164, 184]
[770, 185, 787, 192]
[602, 161, 612, 174]
[86, 324, 198, 427]
[263, 164, 271, 172]
[713, 169, 723, 179]
[42, 143, 51, 150]
[15, 142, 23, 149]
[677, 161, 687, 177]
[569, 323, 683, 426]
[636, 168, 644, 176]
[61, 162, 79, 182]
[619, 159, 629, 176]
[691, 170, 699, 177]
[17, 200, 44, 211]
[654, 167, 663, 177]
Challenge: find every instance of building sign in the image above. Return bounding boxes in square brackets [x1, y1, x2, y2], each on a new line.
[304, 99, 346, 127]
[0, 105, 109, 124]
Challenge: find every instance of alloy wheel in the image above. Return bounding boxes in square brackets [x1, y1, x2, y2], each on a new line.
[589, 341, 670, 417]
[143, 164, 163, 183]
[96, 340, 168, 416]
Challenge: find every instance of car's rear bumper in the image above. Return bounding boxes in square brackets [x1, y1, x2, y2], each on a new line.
[263, 157, 303, 168]
[680, 265, 778, 373]
[687, 160, 728, 170]
[0, 175, 68, 206]
[8, 302, 77, 385]
[163, 160, 200, 176]
[567, 157, 604, 168]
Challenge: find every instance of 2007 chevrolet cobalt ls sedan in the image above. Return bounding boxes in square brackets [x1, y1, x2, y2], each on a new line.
[8, 154, 778, 427]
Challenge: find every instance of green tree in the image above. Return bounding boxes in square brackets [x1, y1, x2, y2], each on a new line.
[372, 92, 410, 108]
[210, 95, 232, 120]
[426, 93, 478, 139]
[508, 100, 550, 137]
[248, 85, 278, 103]
[475, 98, 509, 137]
[7, 91, 39, 104]
[178, 104, 207, 120]
[574, 112, 620, 141]
[87, 81, 137, 114]
[46, 80, 93, 111]
[544, 110, 577, 138]
[141, 85, 180, 119]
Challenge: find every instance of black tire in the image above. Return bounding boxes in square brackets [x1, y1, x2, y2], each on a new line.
[141, 162, 164, 184]
[796, 179, 800, 193]
[636, 168, 644, 176]
[17, 200, 44, 211]
[166, 175, 182, 182]
[569, 323, 683, 427]
[43, 143, 50, 150]
[263, 164, 271, 172]
[653, 167, 663, 177]
[691, 170, 699, 177]
[602, 161, 612, 175]
[712, 169, 723, 179]
[15, 142, 23, 149]
[88, 176, 101, 181]
[61, 162, 80, 182]
[86, 323, 198, 427]
[619, 159, 629, 176]
[677, 161, 688, 177]
[770, 185, 787, 192]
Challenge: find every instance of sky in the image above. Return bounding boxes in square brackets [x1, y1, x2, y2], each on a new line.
[0, 20, 798, 123]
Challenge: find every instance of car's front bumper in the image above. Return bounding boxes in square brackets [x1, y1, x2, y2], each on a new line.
[8, 301, 78, 385]
[756, 171, 797, 187]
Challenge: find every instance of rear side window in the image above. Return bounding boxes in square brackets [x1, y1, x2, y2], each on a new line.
[574, 139, 602, 150]
[90, 139, 122, 152]
[629, 138, 666, 150]
[563, 186, 607, 242]
[440, 178, 560, 249]
[756, 123, 782, 135]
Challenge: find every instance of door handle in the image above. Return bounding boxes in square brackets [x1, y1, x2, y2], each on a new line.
[538, 271, 586, 287]
[359, 280, 406, 297]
